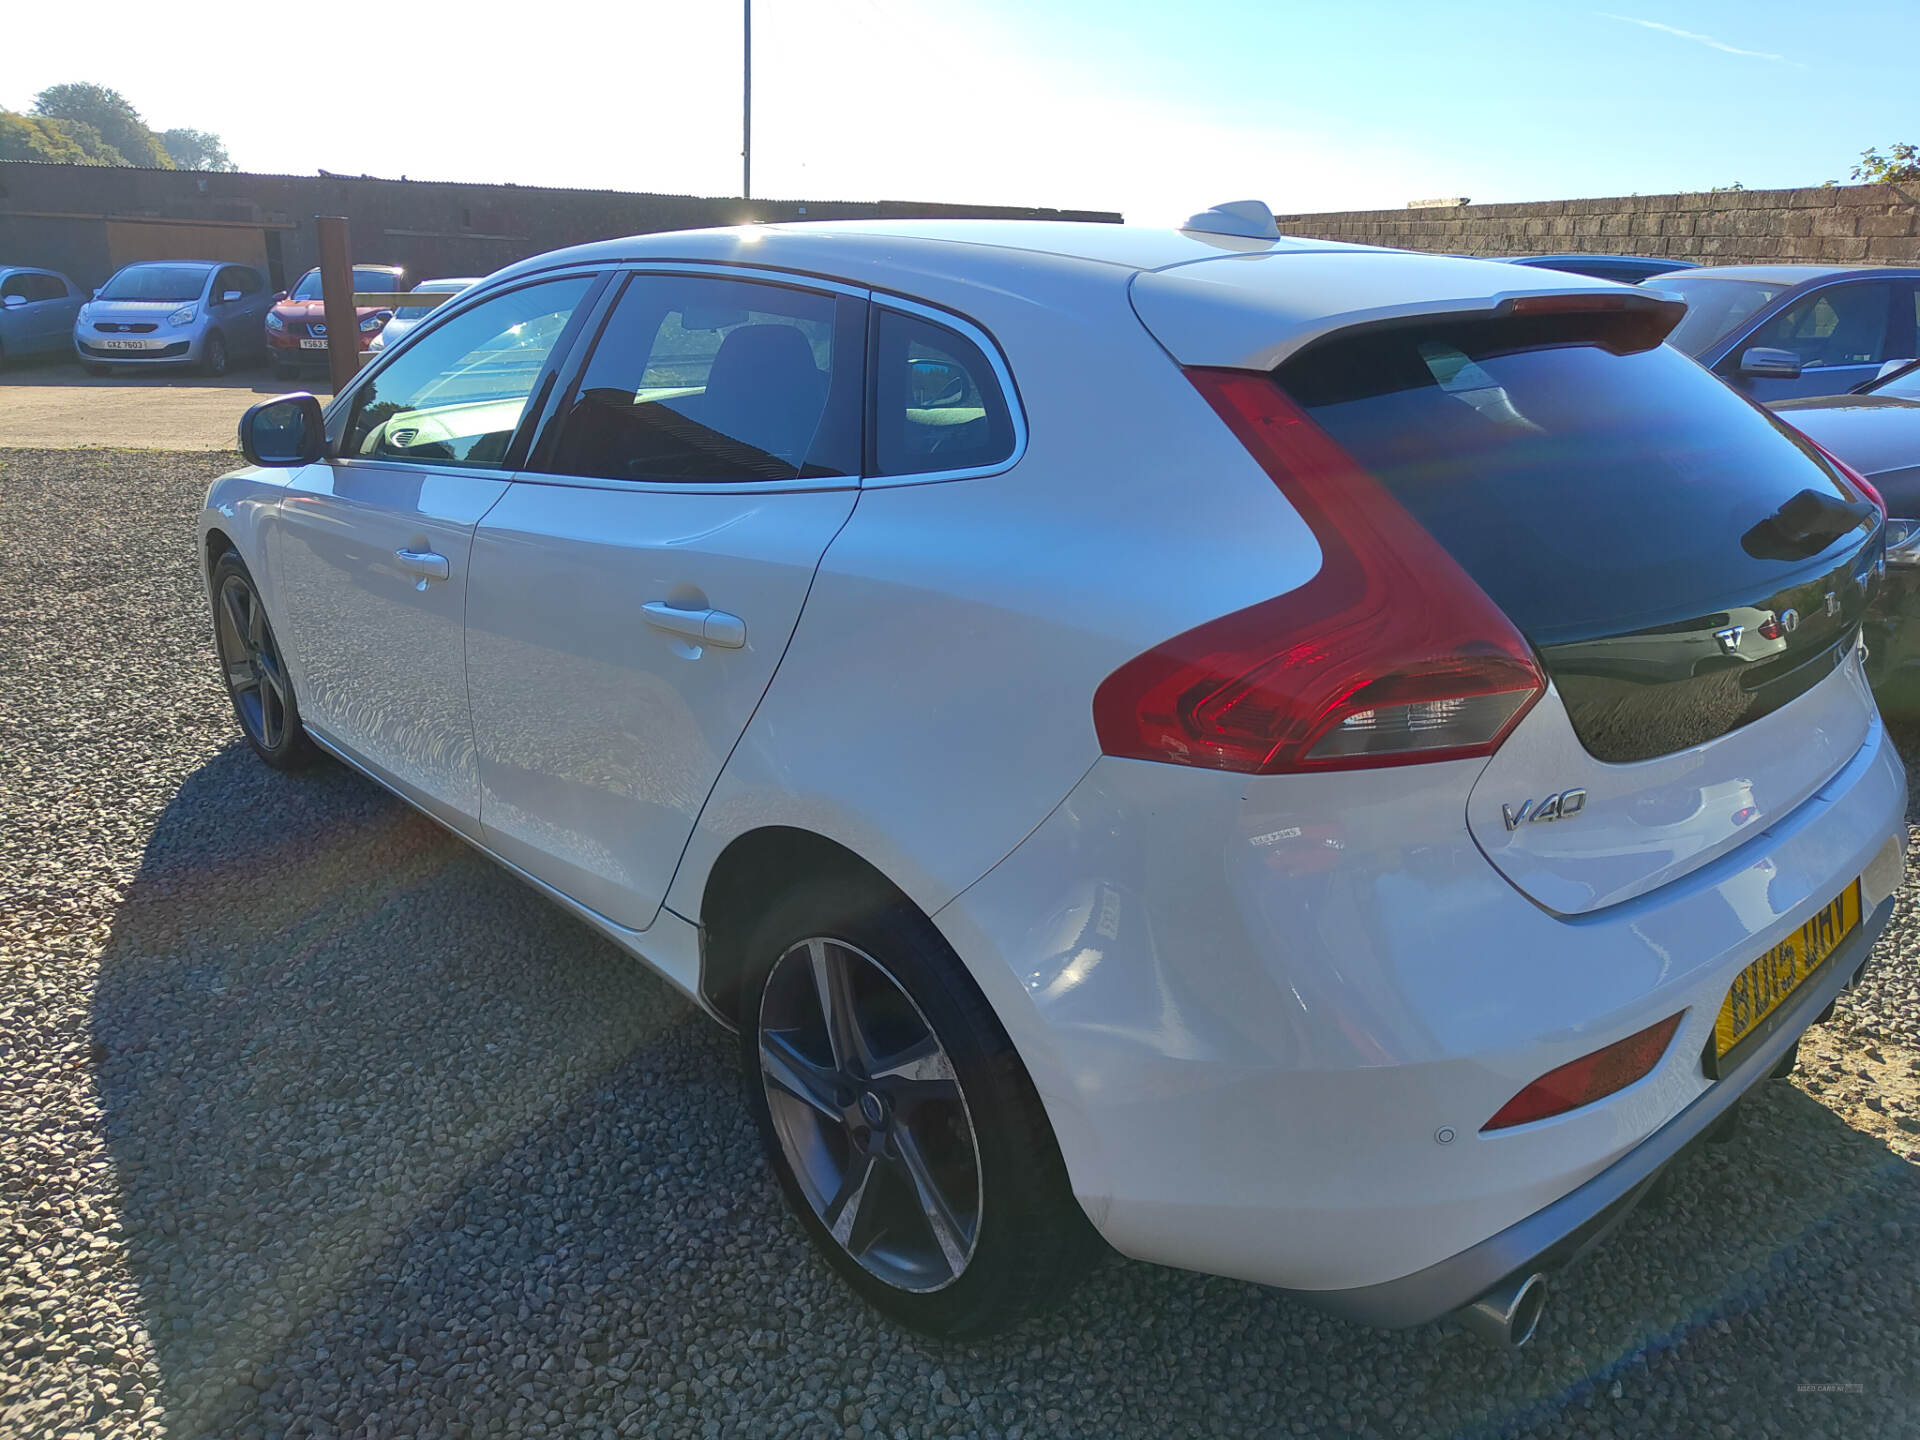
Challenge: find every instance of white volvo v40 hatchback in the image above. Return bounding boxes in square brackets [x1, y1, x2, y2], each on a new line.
[202, 206, 1906, 1345]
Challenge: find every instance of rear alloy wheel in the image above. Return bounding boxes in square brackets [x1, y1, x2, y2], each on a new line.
[741, 880, 1102, 1336]
[210, 551, 316, 769]
[202, 330, 229, 377]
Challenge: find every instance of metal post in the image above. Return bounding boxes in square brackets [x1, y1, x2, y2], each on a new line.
[315, 215, 359, 395]
[742, 0, 752, 200]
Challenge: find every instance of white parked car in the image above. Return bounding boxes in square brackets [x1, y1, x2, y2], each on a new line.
[368, 276, 481, 353]
[200, 207, 1905, 1344]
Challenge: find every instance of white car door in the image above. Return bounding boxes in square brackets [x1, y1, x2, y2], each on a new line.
[464, 269, 867, 931]
[270, 273, 600, 833]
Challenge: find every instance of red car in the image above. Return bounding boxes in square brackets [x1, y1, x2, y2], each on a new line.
[265, 264, 404, 378]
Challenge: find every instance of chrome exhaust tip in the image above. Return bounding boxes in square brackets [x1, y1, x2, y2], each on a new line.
[1457, 1272, 1548, 1350]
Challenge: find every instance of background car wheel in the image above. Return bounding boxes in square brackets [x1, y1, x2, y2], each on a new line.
[210, 550, 317, 770]
[740, 875, 1103, 1337]
[201, 331, 229, 377]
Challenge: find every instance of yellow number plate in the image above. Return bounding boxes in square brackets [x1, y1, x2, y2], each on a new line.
[1714, 878, 1860, 1063]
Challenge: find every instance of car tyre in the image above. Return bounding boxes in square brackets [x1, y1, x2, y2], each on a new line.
[201, 330, 229, 377]
[210, 549, 318, 770]
[739, 874, 1104, 1337]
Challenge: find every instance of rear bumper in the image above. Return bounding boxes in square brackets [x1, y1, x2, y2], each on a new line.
[935, 692, 1906, 1307]
[1304, 891, 1892, 1327]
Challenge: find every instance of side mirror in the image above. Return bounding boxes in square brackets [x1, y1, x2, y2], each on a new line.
[222, 290, 243, 303]
[273, 290, 288, 302]
[1885, 518, 1920, 569]
[239, 393, 325, 467]
[0, 294, 25, 310]
[1738, 346, 1805, 380]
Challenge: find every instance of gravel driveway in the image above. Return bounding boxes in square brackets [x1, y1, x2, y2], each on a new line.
[5, 447, 1920, 1440]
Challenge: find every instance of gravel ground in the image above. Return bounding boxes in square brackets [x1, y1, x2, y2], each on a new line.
[4, 445, 1920, 1440]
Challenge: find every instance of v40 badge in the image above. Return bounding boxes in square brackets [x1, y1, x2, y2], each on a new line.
[1502, 788, 1588, 832]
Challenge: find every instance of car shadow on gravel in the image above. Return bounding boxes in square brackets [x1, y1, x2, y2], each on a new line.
[92, 745, 1920, 1440]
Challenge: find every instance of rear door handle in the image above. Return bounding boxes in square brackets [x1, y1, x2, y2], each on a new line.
[643, 601, 746, 648]
[394, 548, 450, 581]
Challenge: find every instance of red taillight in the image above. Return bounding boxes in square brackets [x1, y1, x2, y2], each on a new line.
[1811, 441, 1886, 517]
[1090, 369, 1546, 775]
[1482, 1013, 1684, 1132]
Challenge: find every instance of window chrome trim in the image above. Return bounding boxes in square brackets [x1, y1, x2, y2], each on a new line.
[862, 291, 1028, 488]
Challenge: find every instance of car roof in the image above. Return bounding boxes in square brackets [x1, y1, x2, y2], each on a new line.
[118, 259, 218, 269]
[494, 218, 1384, 284]
[1504, 253, 1693, 267]
[413, 276, 480, 289]
[1658, 264, 1920, 284]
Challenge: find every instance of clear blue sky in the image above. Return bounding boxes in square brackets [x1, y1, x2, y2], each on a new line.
[6, 0, 1915, 219]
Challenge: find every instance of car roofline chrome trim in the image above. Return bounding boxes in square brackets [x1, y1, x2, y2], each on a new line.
[1293, 891, 1893, 1328]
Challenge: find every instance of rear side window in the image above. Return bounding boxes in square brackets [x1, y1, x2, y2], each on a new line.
[871, 308, 1016, 477]
[1276, 317, 1867, 646]
[545, 273, 860, 484]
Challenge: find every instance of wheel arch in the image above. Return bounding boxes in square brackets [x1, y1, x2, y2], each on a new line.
[697, 825, 913, 1028]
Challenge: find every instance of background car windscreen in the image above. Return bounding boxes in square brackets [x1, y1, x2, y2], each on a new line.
[97, 266, 209, 302]
[291, 268, 400, 301]
[1653, 276, 1790, 354]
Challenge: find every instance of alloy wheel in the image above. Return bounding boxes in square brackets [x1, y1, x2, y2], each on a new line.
[214, 574, 290, 750]
[758, 937, 983, 1292]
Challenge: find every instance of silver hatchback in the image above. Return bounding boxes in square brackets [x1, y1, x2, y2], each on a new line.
[75, 260, 276, 376]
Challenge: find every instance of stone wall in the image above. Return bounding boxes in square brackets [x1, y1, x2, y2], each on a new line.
[1273, 183, 1920, 268]
[0, 163, 1121, 292]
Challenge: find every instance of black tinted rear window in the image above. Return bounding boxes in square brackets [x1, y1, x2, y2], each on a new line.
[1276, 318, 1869, 647]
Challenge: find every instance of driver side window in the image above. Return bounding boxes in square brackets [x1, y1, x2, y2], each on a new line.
[341, 277, 591, 468]
[1750, 283, 1893, 370]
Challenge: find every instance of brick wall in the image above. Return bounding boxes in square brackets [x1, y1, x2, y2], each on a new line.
[1273, 183, 1920, 268]
[0, 163, 1121, 292]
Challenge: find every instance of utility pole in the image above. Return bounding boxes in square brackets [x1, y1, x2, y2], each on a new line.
[742, 0, 752, 199]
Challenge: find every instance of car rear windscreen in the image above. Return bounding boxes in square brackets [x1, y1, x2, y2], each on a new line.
[1274, 315, 1879, 762]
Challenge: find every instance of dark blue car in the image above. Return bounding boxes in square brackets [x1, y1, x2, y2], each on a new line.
[1652, 264, 1920, 400]
[1501, 253, 1696, 284]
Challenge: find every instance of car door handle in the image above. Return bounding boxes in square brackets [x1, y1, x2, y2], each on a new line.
[394, 548, 450, 581]
[643, 601, 746, 648]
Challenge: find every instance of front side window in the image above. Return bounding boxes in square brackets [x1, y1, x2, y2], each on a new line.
[545, 273, 859, 483]
[0, 272, 31, 301]
[23, 273, 69, 301]
[871, 308, 1016, 477]
[340, 277, 591, 468]
[1748, 283, 1893, 370]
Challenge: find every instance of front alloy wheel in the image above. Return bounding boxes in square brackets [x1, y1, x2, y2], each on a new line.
[210, 551, 315, 769]
[759, 937, 982, 1292]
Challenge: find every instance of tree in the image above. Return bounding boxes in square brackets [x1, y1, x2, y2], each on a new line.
[0, 110, 128, 165]
[1852, 143, 1920, 184]
[160, 127, 236, 172]
[31, 83, 172, 168]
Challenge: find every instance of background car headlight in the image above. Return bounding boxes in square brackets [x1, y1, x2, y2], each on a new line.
[265, 312, 285, 332]
[77, 303, 93, 324]
[358, 310, 392, 334]
[167, 306, 197, 327]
